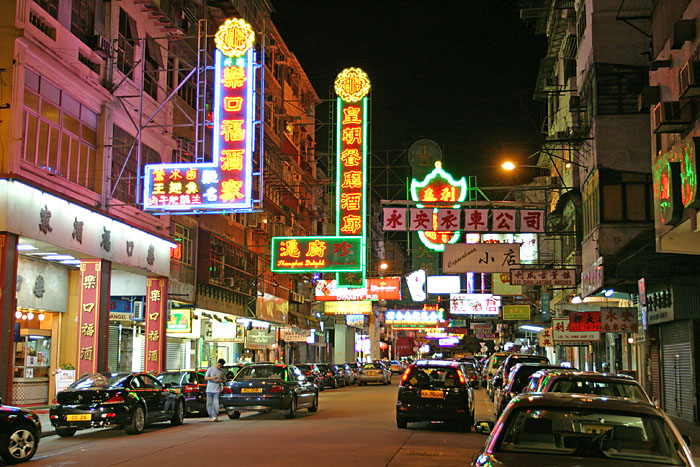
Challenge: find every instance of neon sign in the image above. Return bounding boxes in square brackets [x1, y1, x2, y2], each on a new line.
[410, 161, 468, 251]
[271, 236, 363, 273]
[143, 17, 256, 213]
[335, 67, 370, 286]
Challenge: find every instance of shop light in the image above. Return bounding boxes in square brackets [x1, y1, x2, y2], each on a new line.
[38, 313, 45, 321]
[27, 312, 34, 320]
[604, 289, 614, 297]
[60, 260, 81, 265]
[14, 311, 21, 319]
[570, 295, 582, 304]
[44, 255, 76, 261]
[520, 325, 544, 332]
[16, 244, 38, 251]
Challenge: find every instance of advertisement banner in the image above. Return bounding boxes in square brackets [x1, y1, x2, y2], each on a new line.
[167, 308, 192, 333]
[569, 311, 601, 332]
[552, 317, 600, 344]
[144, 277, 167, 373]
[246, 328, 276, 347]
[324, 300, 372, 315]
[538, 327, 554, 347]
[502, 305, 531, 320]
[256, 293, 288, 323]
[281, 328, 310, 342]
[450, 293, 501, 315]
[366, 277, 401, 300]
[77, 260, 102, 376]
[493, 272, 522, 296]
[600, 307, 638, 333]
[443, 243, 519, 273]
[510, 269, 577, 286]
[315, 278, 399, 301]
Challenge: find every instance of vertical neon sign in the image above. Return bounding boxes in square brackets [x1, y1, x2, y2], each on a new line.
[335, 68, 370, 286]
[143, 18, 255, 213]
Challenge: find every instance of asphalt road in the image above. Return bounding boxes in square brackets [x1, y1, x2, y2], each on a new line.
[21, 375, 495, 466]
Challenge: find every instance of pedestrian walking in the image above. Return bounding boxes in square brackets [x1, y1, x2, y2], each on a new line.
[205, 358, 226, 421]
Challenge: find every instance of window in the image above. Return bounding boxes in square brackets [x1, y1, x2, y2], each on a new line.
[208, 235, 257, 296]
[576, 3, 586, 49]
[582, 172, 600, 237]
[581, 64, 648, 117]
[143, 36, 163, 100]
[111, 125, 161, 205]
[600, 171, 652, 223]
[22, 68, 99, 191]
[171, 223, 192, 266]
[117, 9, 136, 77]
[71, 0, 95, 45]
[34, 0, 59, 19]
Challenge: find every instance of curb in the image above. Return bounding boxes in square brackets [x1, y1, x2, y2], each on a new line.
[41, 429, 56, 438]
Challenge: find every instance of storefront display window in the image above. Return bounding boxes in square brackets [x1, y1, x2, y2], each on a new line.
[14, 336, 51, 379]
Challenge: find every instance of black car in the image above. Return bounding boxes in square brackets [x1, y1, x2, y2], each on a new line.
[50, 372, 186, 436]
[0, 397, 41, 464]
[315, 363, 345, 388]
[493, 362, 563, 418]
[156, 370, 207, 416]
[491, 354, 550, 399]
[396, 360, 475, 431]
[296, 363, 325, 391]
[221, 364, 318, 419]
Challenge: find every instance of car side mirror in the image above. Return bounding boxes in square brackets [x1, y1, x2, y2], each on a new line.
[653, 397, 661, 410]
[682, 434, 691, 446]
[474, 420, 494, 434]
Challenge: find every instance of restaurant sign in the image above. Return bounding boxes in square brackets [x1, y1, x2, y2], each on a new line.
[271, 236, 363, 273]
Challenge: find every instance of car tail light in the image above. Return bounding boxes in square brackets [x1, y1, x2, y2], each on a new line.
[51, 397, 57, 405]
[400, 368, 411, 386]
[457, 369, 466, 385]
[269, 385, 283, 394]
[103, 394, 125, 405]
[184, 384, 199, 394]
[222, 386, 233, 394]
[326, 372, 332, 378]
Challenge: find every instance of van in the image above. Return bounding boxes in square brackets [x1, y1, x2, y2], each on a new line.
[481, 352, 508, 398]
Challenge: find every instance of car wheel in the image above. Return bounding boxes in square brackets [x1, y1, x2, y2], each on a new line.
[284, 396, 297, 419]
[359, 382, 364, 386]
[1, 425, 39, 464]
[396, 417, 408, 429]
[171, 399, 185, 426]
[308, 393, 318, 413]
[55, 426, 77, 437]
[227, 410, 241, 419]
[125, 405, 145, 435]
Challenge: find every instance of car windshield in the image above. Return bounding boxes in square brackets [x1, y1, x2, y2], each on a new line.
[498, 407, 686, 465]
[405, 367, 461, 388]
[297, 364, 313, 371]
[346, 363, 359, 369]
[157, 372, 186, 385]
[549, 379, 649, 401]
[235, 366, 287, 380]
[69, 373, 130, 389]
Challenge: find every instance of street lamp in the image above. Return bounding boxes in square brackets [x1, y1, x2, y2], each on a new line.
[500, 161, 546, 171]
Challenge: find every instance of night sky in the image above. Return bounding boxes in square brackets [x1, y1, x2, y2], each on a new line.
[270, 1, 547, 187]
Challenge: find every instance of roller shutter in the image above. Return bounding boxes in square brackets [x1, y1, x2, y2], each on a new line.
[661, 321, 695, 421]
[649, 342, 662, 406]
[167, 339, 187, 370]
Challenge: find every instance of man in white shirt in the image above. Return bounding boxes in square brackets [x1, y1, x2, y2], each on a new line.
[204, 358, 226, 421]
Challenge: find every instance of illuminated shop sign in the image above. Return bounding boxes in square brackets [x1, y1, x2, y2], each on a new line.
[143, 18, 256, 213]
[385, 309, 444, 326]
[426, 275, 461, 294]
[314, 277, 400, 301]
[450, 293, 501, 315]
[438, 337, 460, 347]
[425, 332, 464, 339]
[405, 269, 427, 302]
[345, 314, 365, 328]
[409, 161, 467, 252]
[271, 236, 363, 273]
[324, 300, 372, 315]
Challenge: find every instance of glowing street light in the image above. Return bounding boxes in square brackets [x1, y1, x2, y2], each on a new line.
[379, 262, 389, 271]
[501, 161, 516, 171]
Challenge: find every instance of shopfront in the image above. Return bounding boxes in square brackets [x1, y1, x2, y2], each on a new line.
[166, 306, 198, 370]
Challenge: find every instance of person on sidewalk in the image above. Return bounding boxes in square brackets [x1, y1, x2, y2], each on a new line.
[204, 358, 226, 422]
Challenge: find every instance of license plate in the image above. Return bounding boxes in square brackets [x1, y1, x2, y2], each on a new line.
[369, 371, 378, 375]
[241, 388, 262, 393]
[421, 390, 444, 399]
[584, 424, 614, 435]
[66, 414, 91, 421]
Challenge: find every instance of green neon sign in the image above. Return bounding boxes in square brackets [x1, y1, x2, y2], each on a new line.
[409, 161, 468, 252]
[271, 236, 363, 273]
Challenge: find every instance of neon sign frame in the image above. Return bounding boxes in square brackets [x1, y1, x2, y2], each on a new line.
[142, 18, 258, 214]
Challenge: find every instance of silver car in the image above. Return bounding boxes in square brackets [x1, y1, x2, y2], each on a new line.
[358, 362, 391, 385]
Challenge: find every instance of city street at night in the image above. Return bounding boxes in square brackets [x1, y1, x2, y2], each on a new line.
[22, 378, 494, 467]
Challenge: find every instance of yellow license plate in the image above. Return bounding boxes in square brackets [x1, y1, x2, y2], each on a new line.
[241, 388, 262, 393]
[421, 390, 444, 399]
[584, 424, 614, 435]
[66, 414, 91, 421]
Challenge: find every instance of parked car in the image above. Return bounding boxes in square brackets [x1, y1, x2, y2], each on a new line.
[482, 352, 508, 394]
[296, 363, 325, 391]
[396, 360, 474, 431]
[345, 362, 361, 382]
[156, 370, 207, 416]
[221, 364, 318, 419]
[50, 372, 186, 436]
[493, 363, 563, 419]
[489, 353, 549, 400]
[316, 363, 345, 388]
[473, 393, 694, 466]
[223, 364, 248, 381]
[337, 363, 355, 385]
[0, 397, 41, 464]
[389, 360, 404, 374]
[526, 370, 653, 403]
[358, 362, 391, 385]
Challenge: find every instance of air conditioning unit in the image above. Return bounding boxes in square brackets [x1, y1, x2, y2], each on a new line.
[89, 35, 112, 59]
[638, 86, 660, 112]
[672, 19, 695, 49]
[680, 60, 700, 99]
[653, 101, 691, 133]
[133, 301, 144, 320]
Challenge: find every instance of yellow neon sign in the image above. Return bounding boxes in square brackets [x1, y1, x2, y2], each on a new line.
[214, 18, 255, 58]
[334, 68, 371, 102]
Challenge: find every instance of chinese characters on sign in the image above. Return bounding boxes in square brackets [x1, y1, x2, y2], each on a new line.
[382, 207, 545, 233]
[449, 293, 501, 315]
[552, 317, 601, 344]
[502, 305, 531, 320]
[143, 17, 255, 213]
[77, 260, 101, 376]
[568, 311, 601, 332]
[510, 268, 577, 286]
[144, 277, 167, 373]
[443, 243, 520, 273]
[600, 307, 638, 333]
[539, 327, 554, 347]
[271, 236, 363, 273]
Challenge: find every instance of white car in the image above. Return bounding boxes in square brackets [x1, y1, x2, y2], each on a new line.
[389, 361, 403, 374]
[358, 363, 391, 385]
